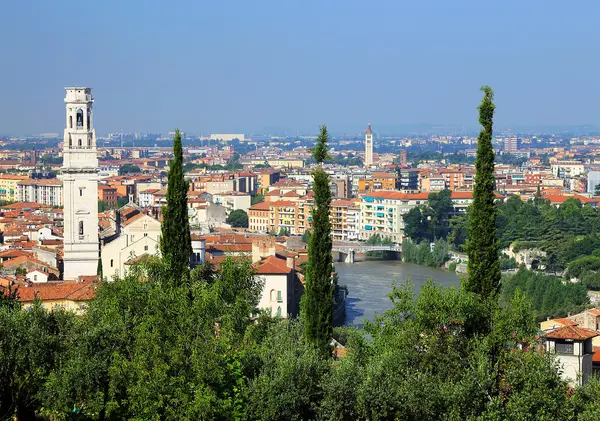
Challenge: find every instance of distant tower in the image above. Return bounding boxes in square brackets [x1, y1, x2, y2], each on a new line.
[62, 87, 99, 280]
[400, 149, 407, 167]
[365, 123, 373, 167]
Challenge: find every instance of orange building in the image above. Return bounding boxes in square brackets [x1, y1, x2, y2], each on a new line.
[98, 184, 118, 207]
[358, 172, 397, 192]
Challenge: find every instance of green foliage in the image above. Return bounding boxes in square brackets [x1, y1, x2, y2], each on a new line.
[365, 233, 394, 258]
[448, 261, 457, 272]
[227, 209, 249, 228]
[246, 321, 328, 421]
[311, 125, 331, 164]
[301, 229, 312, 244]
[119, 163, 142, 175]
[403, 189, 453, 243]
[466, 86, 501, 298]
[42, 256, 263, 420]
[0, 301, 75, 420]
[160, 129, 192, 283]
[565, 255, 600, 279]
[499, 255, 518, 270]
[301, 124, 334, 353]
[579, 270, 600, 291]
[98, 199, 111, 212]
[277, 227, 290, 237]
[251, 193, 264, 205]
[499, 268, 589, 321]
[448, 213, 468, 251]
[402, 239, 448, 267]
[117, 197, 129, 208]
[595, 183, 600, 197]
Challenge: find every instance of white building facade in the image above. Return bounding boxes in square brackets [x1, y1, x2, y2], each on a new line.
[62, 87, 100, 280]
[18, 179, 63, 206]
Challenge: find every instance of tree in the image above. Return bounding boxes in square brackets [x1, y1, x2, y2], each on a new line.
[119, 163, 142, 175]
[595, 183, 600, 197]
[251, 193, 264, 205]
[160, 129, 192, 284]
[466, 86, 501, 298]
[227, 209, 249, 228]
[278, 227, 290, 237]
[301, 125, 334, 354]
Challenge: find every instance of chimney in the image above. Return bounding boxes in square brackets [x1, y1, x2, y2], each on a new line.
[286, 255, 295, 270]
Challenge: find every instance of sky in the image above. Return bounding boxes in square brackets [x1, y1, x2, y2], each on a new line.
[1, 1, 600, 136]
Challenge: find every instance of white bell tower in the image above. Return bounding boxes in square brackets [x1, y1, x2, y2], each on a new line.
[62, 87, 99, 280]
[365, 123, 373, 167]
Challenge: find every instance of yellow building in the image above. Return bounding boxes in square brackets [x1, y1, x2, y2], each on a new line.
[0, 174, 28, 202]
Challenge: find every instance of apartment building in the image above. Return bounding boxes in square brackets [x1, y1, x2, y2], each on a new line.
[248, 202, 270, 232]
[330, 199, 361, 242]
[18, 178, 63, 206]
[358, 172, 397, 192]
[359, 191, 479, 243]
[0, 174, 28, 202]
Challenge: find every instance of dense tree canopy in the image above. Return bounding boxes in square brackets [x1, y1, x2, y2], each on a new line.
[227, 209, 249, 228]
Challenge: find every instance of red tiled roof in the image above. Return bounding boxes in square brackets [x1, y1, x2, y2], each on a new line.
[249, 202, 270, 211]
[17, 279, 97, 303]
[552, 317, 578, 327]
[542, 325, 598, 340]
[254, 255, 292, 274]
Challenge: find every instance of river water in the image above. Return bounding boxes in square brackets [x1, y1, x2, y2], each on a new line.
[335, 260, 461, 326]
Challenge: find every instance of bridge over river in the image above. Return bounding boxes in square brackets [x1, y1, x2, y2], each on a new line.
[332, 242, 402, 263]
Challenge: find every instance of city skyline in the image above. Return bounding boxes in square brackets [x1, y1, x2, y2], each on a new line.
[2, 1, 600, 135]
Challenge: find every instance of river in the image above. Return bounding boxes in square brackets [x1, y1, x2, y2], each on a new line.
[335, 260, 461, 326]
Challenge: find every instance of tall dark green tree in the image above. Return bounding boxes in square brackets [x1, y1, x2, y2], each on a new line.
[160, 129, 192, 283]
[466, 86, 501, 298]
[301, 125, 334, 353]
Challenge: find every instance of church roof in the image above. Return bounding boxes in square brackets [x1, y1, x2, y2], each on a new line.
[365, 124, 373, 135]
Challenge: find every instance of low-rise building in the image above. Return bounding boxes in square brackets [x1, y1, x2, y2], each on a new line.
[0, 174, 28, 202]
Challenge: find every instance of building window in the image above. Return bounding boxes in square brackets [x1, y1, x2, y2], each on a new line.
[555, 342, 574, 355]
[79, 221, 84, 236]
[276, 306, 282, 317]
[76, 109, 83, 127]
[110, 259, 114, 267]
[144, 245, 148, 251]
[80, 188, 83, 197]
[34, 274, 37, 281]
[277, 290, 282, 302]
[69, 115, 73, 129]
[270, 289, 276, 301]
[78, 138, 82, 147]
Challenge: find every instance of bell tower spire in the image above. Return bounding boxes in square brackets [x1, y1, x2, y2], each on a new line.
[365, 123, 373, 167]
[62, 87, 99, 280]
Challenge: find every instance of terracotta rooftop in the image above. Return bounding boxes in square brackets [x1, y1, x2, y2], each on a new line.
[17, 279, 97, 303]
[254, 255, 292, 275]
[542, 325, 599, 341]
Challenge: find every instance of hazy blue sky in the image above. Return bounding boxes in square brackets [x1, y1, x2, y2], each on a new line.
[1, 1, 599, 135]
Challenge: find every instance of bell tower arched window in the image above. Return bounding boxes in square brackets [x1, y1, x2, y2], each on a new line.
[78, 139, 82, 148]
[87, 109, 91, 129]
[69, 115, 73, 129]
[76, 109, 83, 127]
[79, 221, 84, 236]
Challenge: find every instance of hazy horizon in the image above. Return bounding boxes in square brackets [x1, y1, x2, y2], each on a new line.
[2, 1, 600, 136]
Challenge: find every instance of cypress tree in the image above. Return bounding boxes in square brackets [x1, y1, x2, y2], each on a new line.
[466, 86, 501, 297]
[160, 129, 192, 283]
[301, 125, 334, 352]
